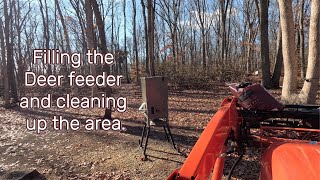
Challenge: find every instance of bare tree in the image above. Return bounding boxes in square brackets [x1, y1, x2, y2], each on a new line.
[243, 0, 259, 74]
[55, 0, 71, 54]
[270, 24, 283, 88]
[157, 0, 181, 69]
[193, 0, 210, 72]
[132, 0, 139, 82]
[219, 0, 230, 67]
[260, 0, 272, 88]
[298, 0, 319, 103]
[123, 0, 130, 83]
[85, 0, 97, 97]
[278, 0, 319, 103]
[298, 0, 306, 79]
[39, 0, 52, 75]
[0, 0, 317, 106]
[111, 0, 115, 53]
[278, 0, 299, 102]
[91, 0, 112, 119]
[141, 0, 149, 74]
[70, 0, 87, 54]
[148, 0, 156, 76]
[13, 1, 31, 97]
[0, 18, 10, 108]
[4, 0, 18, 102]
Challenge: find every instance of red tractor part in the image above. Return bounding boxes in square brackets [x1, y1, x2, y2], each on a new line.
[260, 143, 320, 180]
[229, 83, 284, 111]
[168, 82, 319, 180]
[167, 98, 239, 180]
[167, 96, 320, 180]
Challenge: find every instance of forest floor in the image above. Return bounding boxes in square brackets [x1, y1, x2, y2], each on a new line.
[0, 82, 318, 180]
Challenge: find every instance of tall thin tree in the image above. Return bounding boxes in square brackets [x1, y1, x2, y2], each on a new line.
[148, 0, 155, 76]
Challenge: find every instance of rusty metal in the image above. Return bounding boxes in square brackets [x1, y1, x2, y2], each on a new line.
[260, 126, 320, 133]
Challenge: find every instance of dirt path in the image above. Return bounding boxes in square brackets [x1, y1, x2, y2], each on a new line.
[0, 84, 262, 179]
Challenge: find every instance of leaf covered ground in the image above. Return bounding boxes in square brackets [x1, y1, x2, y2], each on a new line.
[1, 83, 317, 180]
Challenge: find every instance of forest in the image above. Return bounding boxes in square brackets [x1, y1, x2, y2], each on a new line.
[0, 0, 319, 104]
[0, 0, 319, 179]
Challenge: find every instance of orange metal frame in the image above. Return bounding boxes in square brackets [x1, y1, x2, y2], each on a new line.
[167, 98, 240, 180]
[168, 97, 320, 180]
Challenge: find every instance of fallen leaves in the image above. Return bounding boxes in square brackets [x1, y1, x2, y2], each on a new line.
[0, 83, 291, 179]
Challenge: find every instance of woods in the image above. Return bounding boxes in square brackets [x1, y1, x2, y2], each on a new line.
[0, 0, 320, 179]
[0, 0, 319, 104]
[279, 0, 319, 103]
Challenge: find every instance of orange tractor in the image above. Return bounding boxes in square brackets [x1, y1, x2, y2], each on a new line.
[167, 83, 320, 180]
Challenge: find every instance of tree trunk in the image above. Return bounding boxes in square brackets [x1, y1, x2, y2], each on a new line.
[278, 0, 298, 103]
[202, 29, 206, 73]
[141, 0, 149, 75]
[299, 0, 306, 79]
[4, 0, 18, 102]
[56, 0, 71, 53]
[39, 0, 52, 76]
[148, 0, 155, 76]
[220, 0, 229, 67]
[271, 24, 283, 88]
[246, 25, 252, 74]
[70, 0, 87, 57]
[45, 0, 51, 75]
[91, 0, 112, 119]
[0, 18, 10, 108]
[260, 0, 272, 88]
[225, 0, 233, 64]
[56, 0, 75, 93]
[123, 0, 130, 83]
[298, 0, 320, 104]
[85, 0, 97, 97]
[13, 0, 24, 97]
[132, 0, 139, 82]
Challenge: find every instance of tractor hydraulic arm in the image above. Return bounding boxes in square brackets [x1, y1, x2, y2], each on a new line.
[168, 98, 240, 180]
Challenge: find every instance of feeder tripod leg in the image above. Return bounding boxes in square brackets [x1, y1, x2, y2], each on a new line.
[139, 122, 147, 147]
[143, 125, 151, 159]
[166, 123, 177, 150]
[163, 124, 171, 142]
